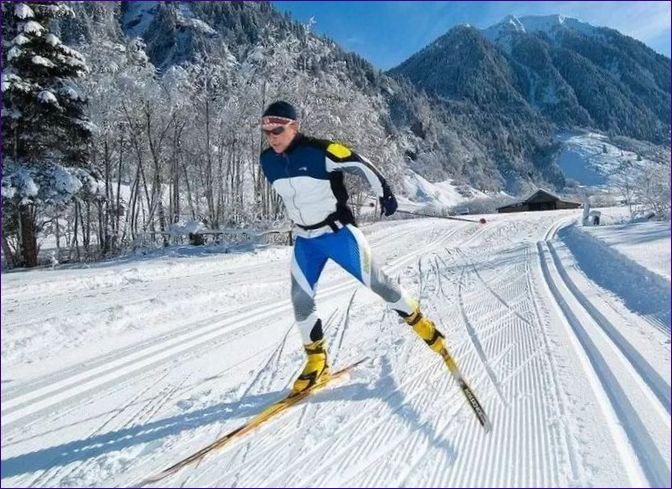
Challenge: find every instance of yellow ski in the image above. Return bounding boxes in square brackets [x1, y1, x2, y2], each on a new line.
[140, 357, 369, 485]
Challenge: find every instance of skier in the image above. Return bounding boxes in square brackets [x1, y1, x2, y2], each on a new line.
[259, 101, 448, 395]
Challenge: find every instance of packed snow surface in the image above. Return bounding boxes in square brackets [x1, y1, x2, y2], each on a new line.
[2, 208, 670, 487]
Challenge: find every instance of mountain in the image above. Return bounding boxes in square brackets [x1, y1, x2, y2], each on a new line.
[57, 1, 560, 194]
[57, 4, 668, 200]
[390, 15, 670, 145]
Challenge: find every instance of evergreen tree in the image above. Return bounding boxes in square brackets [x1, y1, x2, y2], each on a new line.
[2, 2, 94, 267]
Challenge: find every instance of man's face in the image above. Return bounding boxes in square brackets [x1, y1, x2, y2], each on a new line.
[262, 119, 299, 153]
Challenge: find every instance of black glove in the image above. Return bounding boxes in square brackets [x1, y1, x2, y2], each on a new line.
[379, 188, 398, 217]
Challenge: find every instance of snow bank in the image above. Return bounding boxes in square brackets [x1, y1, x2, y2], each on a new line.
[581, 221, 670, 281]
[558, 225, 670, 329]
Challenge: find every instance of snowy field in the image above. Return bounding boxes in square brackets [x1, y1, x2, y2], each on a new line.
[1, 208, 670, 487]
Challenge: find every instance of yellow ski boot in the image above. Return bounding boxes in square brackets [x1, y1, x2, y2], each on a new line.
[404, 304, 445, 353]
[291, 339, 331, 395]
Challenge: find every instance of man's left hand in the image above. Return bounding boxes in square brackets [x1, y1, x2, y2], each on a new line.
[379, 191, 398, 217]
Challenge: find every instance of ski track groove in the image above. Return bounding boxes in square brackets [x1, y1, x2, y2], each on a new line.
[547, 241, 671, 412]
[236, 294, 494, 486]
[179, 324, 294, 488]
[2, 227, 430, 406]
[457, 266, 507, 405]
[180, 300, 351, 486]
[70, 374, 191, 488]
[530, 230, 583, 485]
[27, 371, 171, 488]
[207, 341, 456, 487]
[538, 237, 670, 487]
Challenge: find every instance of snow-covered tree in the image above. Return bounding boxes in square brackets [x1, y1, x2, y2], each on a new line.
[633, 159, 671, 220]
[2, 2, 95, 267]
[613, 160, 636, 220]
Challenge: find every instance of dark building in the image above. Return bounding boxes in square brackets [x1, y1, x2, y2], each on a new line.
[497, 190, 582, 213]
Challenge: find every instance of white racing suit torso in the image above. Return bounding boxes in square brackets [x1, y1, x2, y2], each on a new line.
[259, 134, 415, 344]
[259, 134, 388, 238]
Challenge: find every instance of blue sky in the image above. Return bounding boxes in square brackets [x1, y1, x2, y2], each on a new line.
[273, 1, 671, 70]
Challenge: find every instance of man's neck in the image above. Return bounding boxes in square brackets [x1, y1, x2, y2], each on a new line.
[285, 132, 302, 153]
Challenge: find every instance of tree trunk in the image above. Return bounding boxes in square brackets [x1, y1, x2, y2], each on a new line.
[2, 235, 17, 269]
[55, 215, 61, 256]
[102, 138, 111, 255]
[97, 202, 105, 256]
[204, 95, 216, 228]
[71, 201, 81, 261]
[19, 204, 38, 267]
[182, 161, 197, 221]
[115, 136, 124, 248]
[81, 201, 90, 256]
[170, 124, 183, 225]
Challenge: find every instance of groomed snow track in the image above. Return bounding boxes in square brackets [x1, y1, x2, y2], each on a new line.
[2, 210, 669, 487]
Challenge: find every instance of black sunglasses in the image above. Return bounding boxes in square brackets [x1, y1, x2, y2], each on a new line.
[262, 126, 287, 136]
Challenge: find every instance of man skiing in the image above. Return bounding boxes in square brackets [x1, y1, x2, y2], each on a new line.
[259, 100, 448, 395]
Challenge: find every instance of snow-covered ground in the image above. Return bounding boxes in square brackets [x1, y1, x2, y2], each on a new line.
[578, 221, 670, 281]
[2, 208, 670, 487]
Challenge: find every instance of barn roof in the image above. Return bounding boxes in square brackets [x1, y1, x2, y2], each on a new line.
[496, 189, 581, 211]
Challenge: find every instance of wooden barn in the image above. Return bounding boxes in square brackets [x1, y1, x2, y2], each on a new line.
[497, 190, 581, 213]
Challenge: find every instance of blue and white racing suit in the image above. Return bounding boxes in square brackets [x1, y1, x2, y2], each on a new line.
[260, 134, 416, 344]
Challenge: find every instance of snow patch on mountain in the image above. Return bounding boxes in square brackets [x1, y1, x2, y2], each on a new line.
[555, 131, 651, 188]
[175, 4, 217, 35]
[122, 1, 159, 39]
[401, 170, 485, 209]
[482, 14, 600, 45]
